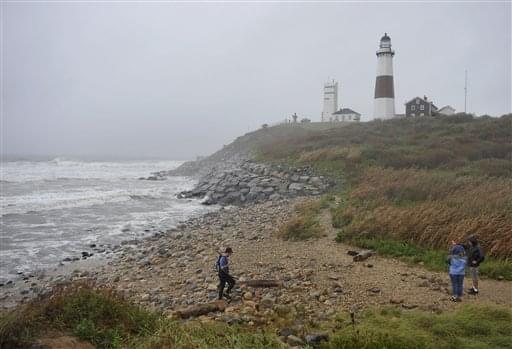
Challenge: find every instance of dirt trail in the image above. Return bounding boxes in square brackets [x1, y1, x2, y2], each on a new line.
[230, 208, 512, 313]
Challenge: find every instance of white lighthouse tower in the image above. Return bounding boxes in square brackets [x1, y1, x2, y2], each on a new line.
[373, 33, 396, 119]
[321, 80, 338, 122]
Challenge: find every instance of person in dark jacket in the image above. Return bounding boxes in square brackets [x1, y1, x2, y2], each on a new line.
[452, 234, 485, 295]
[217, 247, 235, 301]
[465, 234, 485, 294]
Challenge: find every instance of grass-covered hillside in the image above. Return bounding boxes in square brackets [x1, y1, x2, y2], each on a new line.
[251, 114, 512, 262]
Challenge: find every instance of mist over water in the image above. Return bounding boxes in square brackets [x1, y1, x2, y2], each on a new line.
[0, 159, 214, 282]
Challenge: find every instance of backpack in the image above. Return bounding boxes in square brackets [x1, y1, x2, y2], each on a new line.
[214, 255, 222, 272]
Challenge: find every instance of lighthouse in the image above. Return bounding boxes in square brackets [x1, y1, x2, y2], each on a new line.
[321, 80, 338, 122]
[373, 33, 396, 119]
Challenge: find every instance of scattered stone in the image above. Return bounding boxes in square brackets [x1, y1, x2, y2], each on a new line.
[259, 296, 275, 310]
[243, 292, 253, 300]
[286, 335, 305, 347]
[305, 332, 330, 345]
[274, 304, 292, 317]
[278, 327, 297, 337]
[353, 250, 375, 262]
[417, 280, 430, 288]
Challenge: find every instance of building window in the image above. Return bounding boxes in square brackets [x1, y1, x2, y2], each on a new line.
[416, 99, 420, 104]
[420, 113, 424, 116]
[411, 105, 416, 111]
[411, 113, 415, 117]
[420, 105, 425, 111]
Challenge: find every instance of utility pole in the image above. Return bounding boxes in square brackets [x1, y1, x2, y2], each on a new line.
[464, 70, 468, 113]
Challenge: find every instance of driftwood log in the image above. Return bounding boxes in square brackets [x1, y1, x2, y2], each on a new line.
[353, 250, 375, 262]
[174, 300, 226, 319]
[239, 280, 284, 288]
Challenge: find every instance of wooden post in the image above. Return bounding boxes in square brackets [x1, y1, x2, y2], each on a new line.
[174, 300, 227, 319]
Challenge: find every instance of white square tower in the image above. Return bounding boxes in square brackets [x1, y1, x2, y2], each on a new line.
[322, 80, 338, 122]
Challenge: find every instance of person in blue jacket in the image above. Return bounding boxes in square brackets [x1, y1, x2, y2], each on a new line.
[216, 247, 235, 301]
[447, 244, 467, 302]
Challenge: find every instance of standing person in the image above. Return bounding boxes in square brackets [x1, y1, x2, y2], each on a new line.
[466, 234, 485, 294]
[447, 244, 467, 302]
[217, 247, 235, 301]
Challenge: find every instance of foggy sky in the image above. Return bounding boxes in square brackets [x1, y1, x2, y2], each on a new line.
[2, 2, 511, 160]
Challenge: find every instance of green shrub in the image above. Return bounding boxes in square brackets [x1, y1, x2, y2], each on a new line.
[277, 215, 322, 240]
[277, 199, 323, 240]
[0, 283, 159, 349]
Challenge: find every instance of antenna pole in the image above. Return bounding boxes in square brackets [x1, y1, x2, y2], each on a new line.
[464, 70, 468, 113]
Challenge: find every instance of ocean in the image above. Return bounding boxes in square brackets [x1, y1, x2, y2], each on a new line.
[0, 158, 211, 283]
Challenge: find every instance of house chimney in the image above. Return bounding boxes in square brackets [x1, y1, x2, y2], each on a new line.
[424, 95, 428, 101]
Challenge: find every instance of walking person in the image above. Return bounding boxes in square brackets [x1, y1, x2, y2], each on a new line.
[216, 247, 235, 301]
[447, 244, 467, 302]
[466, 234, 485, 294]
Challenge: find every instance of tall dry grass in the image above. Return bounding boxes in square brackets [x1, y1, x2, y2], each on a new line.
[342, 167, 512, 257]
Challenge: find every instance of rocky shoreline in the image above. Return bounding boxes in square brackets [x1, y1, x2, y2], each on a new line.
[177, 159, 332, 206]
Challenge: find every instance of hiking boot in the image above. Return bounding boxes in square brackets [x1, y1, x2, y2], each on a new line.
[468, 287, 479, 294]
[223, 293, 232, 303]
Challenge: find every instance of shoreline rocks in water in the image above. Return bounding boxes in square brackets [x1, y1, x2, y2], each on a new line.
[177, 160, 332, 206]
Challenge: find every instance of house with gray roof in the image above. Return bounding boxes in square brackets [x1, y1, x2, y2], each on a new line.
[332, 108, 361, 122]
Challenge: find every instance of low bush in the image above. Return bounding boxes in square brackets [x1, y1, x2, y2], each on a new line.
[277, 199, 323, 240]
[277, 215, 322, 240]
[0, 282, 159, 349]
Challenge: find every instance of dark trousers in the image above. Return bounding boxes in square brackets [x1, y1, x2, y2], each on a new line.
[218, 271, 235, 299]
[450, 274, 464, 298]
